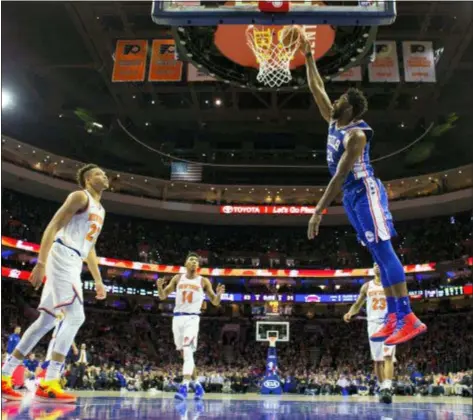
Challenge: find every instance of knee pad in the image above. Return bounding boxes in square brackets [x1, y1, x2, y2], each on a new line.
[16, 313, 56, 356]
[369, 240, 405, 286]
[182, 346, 195, 376]
[53, 307, 85, 356]
[61, 305, 86, 327]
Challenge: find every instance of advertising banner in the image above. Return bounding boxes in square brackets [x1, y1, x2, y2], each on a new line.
[403, 41, 436, 82]
[368, 41, 400, 82]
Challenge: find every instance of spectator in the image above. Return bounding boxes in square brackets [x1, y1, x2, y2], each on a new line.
[7, 326, 21, 355]
[23, 353, 39, 381]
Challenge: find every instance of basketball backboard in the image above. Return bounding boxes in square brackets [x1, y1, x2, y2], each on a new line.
[256, 321, 290, 342]
[152, 1, 396, 27]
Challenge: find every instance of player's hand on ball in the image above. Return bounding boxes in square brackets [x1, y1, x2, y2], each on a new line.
[343, 312, 353, 323]
[299, 31, 311, 55]
[28, 264, 46, 291]
[216, 284, 225, 295]
[95, 282, 107, 300]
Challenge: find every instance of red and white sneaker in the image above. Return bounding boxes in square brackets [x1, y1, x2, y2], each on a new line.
[35, 379, 77, 403]
[370, 313, 397, 342]
[385, 313, 427, 346]
[1, 375, 23, 401]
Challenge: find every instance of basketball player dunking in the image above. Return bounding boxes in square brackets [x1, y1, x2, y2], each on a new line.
[157, 253, 225, 401]
[1, 164, 108, 403]
[300, 31, 427, 346]
[344, 264, 395, 404]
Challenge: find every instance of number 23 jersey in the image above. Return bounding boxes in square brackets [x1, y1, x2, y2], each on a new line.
[55, 189, 106, 259]
[366, 280, 387, 323]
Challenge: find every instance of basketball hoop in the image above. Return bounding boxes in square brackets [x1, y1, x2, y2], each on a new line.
[268, 336, 278, 347]
[246, 25, 303, 88]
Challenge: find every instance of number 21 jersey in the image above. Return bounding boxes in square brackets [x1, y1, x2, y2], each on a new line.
[55, 190, 106, 259]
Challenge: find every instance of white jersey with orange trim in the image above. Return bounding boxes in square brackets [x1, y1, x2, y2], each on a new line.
[174, 274, 205, 314]
[366, 280, 387, 323]
[55, 190, 106, 259]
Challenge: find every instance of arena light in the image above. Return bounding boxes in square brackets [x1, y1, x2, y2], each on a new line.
[214, 98, 222, 107]
[2, 90, 14, 109]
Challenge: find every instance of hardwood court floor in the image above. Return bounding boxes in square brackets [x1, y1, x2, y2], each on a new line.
[2, 391, 471, 419]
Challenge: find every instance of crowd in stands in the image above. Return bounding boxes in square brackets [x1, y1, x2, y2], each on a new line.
[2, 291, 472, 398]
[2, 189, 472, 397]
[2, 190, 472, 269]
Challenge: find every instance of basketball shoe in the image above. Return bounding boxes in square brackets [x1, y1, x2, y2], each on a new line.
[1, 375, 23, 401]
[35, 379, 77, 403]
[379, 388, 393, 404]
[370, 313, 397, 342]
[385, 313, 427, 346]
[174, 384, 188, 401]
[194, 382, 205, 400]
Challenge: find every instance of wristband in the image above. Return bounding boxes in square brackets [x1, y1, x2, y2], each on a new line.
[305, 51, 313, 59]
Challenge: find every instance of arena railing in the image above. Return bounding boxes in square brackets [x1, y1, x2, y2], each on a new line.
[2, 136, 472, 207]
[2, 266, 472, 304]
[2, 235, 472, 279]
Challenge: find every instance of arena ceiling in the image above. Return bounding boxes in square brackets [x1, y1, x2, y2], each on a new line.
[2, 1, 473, 186]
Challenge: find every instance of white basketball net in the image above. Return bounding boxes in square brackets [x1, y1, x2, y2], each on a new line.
[246, 25, 304, 88]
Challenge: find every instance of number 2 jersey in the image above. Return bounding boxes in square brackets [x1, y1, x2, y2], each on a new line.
[54, 190, 106, 259]
[174, 274, 205, 314]
[366, 280, 387, 323]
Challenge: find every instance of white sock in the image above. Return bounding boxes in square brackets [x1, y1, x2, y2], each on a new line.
[45, 360, 63, 381]
[2, 354, 23, 377]
[381, 380, 392, 390]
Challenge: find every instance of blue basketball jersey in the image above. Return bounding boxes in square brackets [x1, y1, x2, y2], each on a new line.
[326, 119, 396, 244]
[326, 120, 374, 189]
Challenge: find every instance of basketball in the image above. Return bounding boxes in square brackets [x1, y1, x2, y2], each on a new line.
[279, 25, 304, 49]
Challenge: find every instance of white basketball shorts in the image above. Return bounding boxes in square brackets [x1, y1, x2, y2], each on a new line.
[172, 315, 200, 352]
[38, 242, 84, 317]
[368, 322, 396, 362]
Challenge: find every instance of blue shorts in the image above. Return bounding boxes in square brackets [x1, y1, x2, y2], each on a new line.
[343, 177, 397, 245]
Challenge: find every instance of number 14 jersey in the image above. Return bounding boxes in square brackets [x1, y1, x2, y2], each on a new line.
[174, 274, 205, 314]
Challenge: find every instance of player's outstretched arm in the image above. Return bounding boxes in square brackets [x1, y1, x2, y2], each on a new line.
[308, 129, 366, 239]
[343, 282, 369, 323]
[156, 275, 179, 300]
[29, 191, 89, 289]
[301, 35, 333, 123]
[202, 278, 225, 306]
[85, 246, 107, 300]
